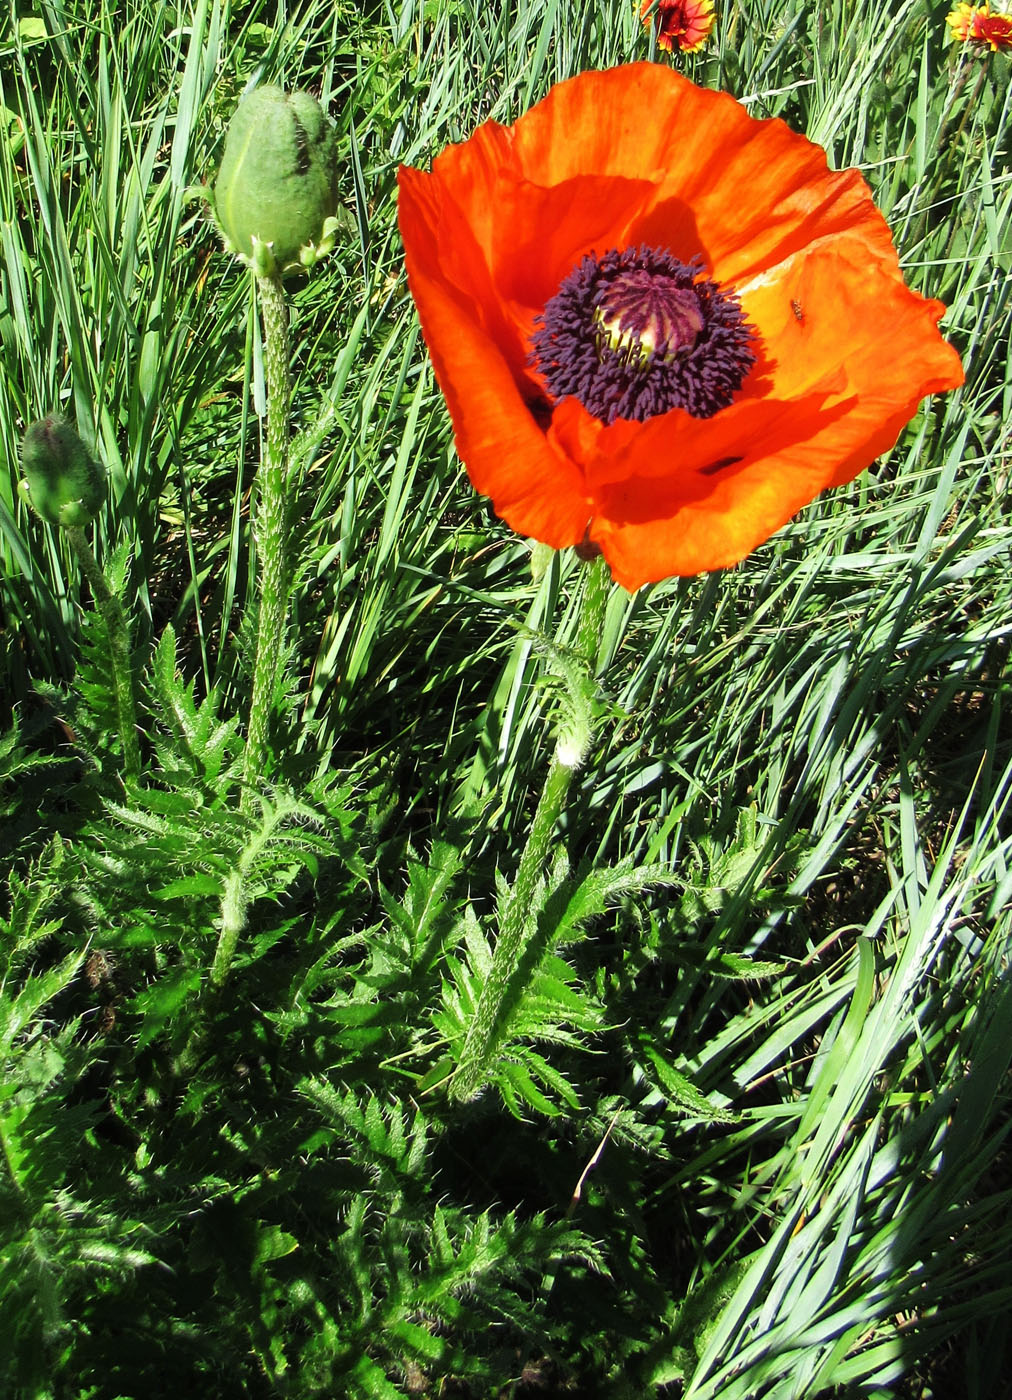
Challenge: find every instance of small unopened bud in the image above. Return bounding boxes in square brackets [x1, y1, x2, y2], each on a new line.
[19, 415, 106, 527]
[212, 85, 339, 276]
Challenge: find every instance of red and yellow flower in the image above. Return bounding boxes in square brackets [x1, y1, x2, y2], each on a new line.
[946, 2, 1012, 49]
[397, 65, 963, 590]
[640, 0, 716, 53]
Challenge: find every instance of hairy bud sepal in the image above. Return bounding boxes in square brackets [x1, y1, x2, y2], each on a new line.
[212, 85, 339, 275]
[19, 415, 106, 528]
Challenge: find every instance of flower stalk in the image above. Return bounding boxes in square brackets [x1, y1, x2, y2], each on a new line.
[210, 865, 252, 992]
[450, 555, 610, 1102]
[208, 83, 339, 811]
[242, 269, 292, 810]
[196, 83, 339, 999]
[176, 866, 248, 1074]
[17, 416, 139, 778]
[65, 527, 141, 780]
[199, 268, 291, 1004]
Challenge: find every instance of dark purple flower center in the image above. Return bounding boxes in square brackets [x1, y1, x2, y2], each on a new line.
[530, 245, 756, 425]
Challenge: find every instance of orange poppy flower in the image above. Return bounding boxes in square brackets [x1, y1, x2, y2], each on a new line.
[946, 3, 1012, 50]
[397, 65, 963, 590]
[640, 0, 716, 54]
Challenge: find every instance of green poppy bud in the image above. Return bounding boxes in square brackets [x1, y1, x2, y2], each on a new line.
[18, 415, 106, 528]
[212, 85, 340, 276]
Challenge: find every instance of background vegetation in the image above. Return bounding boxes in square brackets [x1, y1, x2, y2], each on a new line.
[1, 0, 1010, 1395]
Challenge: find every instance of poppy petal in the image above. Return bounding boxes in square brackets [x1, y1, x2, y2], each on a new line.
[497, 66, 898, 283]
[398, 165, 591, 547]
[583, 263, 962, 584]
[398, 64, 964, 588]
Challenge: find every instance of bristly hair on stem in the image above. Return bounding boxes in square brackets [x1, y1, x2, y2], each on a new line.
[242, 269, 293, 810]
[450, 556, 612, 1103]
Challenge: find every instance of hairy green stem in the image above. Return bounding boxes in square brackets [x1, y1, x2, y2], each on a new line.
[451, 555, 610, 1102]
[210, 866, 251, 991]
[66, 525, 140, 779]
[573, 551, 611, 666]
[196, 271, 292, 1009]
[175, 868, 247, 1075]
[179, 828, 262, 1072]
[0, 1113, 28, 1221]
[243, 270, 292, 810]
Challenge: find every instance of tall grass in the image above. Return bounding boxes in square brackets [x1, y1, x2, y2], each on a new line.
[1, 0, 1010, 1395]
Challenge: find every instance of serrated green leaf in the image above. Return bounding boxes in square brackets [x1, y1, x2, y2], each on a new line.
[712, 953, 788, 980]
[460, 904, 493, 978]
[386, 1317, 448, 1363]
[349, 1354, 403, 1400]
[254, 1224, 299, 1265]
[498, 1060, 563, 1118]
[640, 1042, 736, 1123]
[152, 875, 223, 899]
[0, 951, 84, 1051]
[417, 1056, 455, 1094]
[131, 966, 202, 1049]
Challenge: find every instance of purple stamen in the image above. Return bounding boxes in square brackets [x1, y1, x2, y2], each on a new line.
[530, 244, 756, 425]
